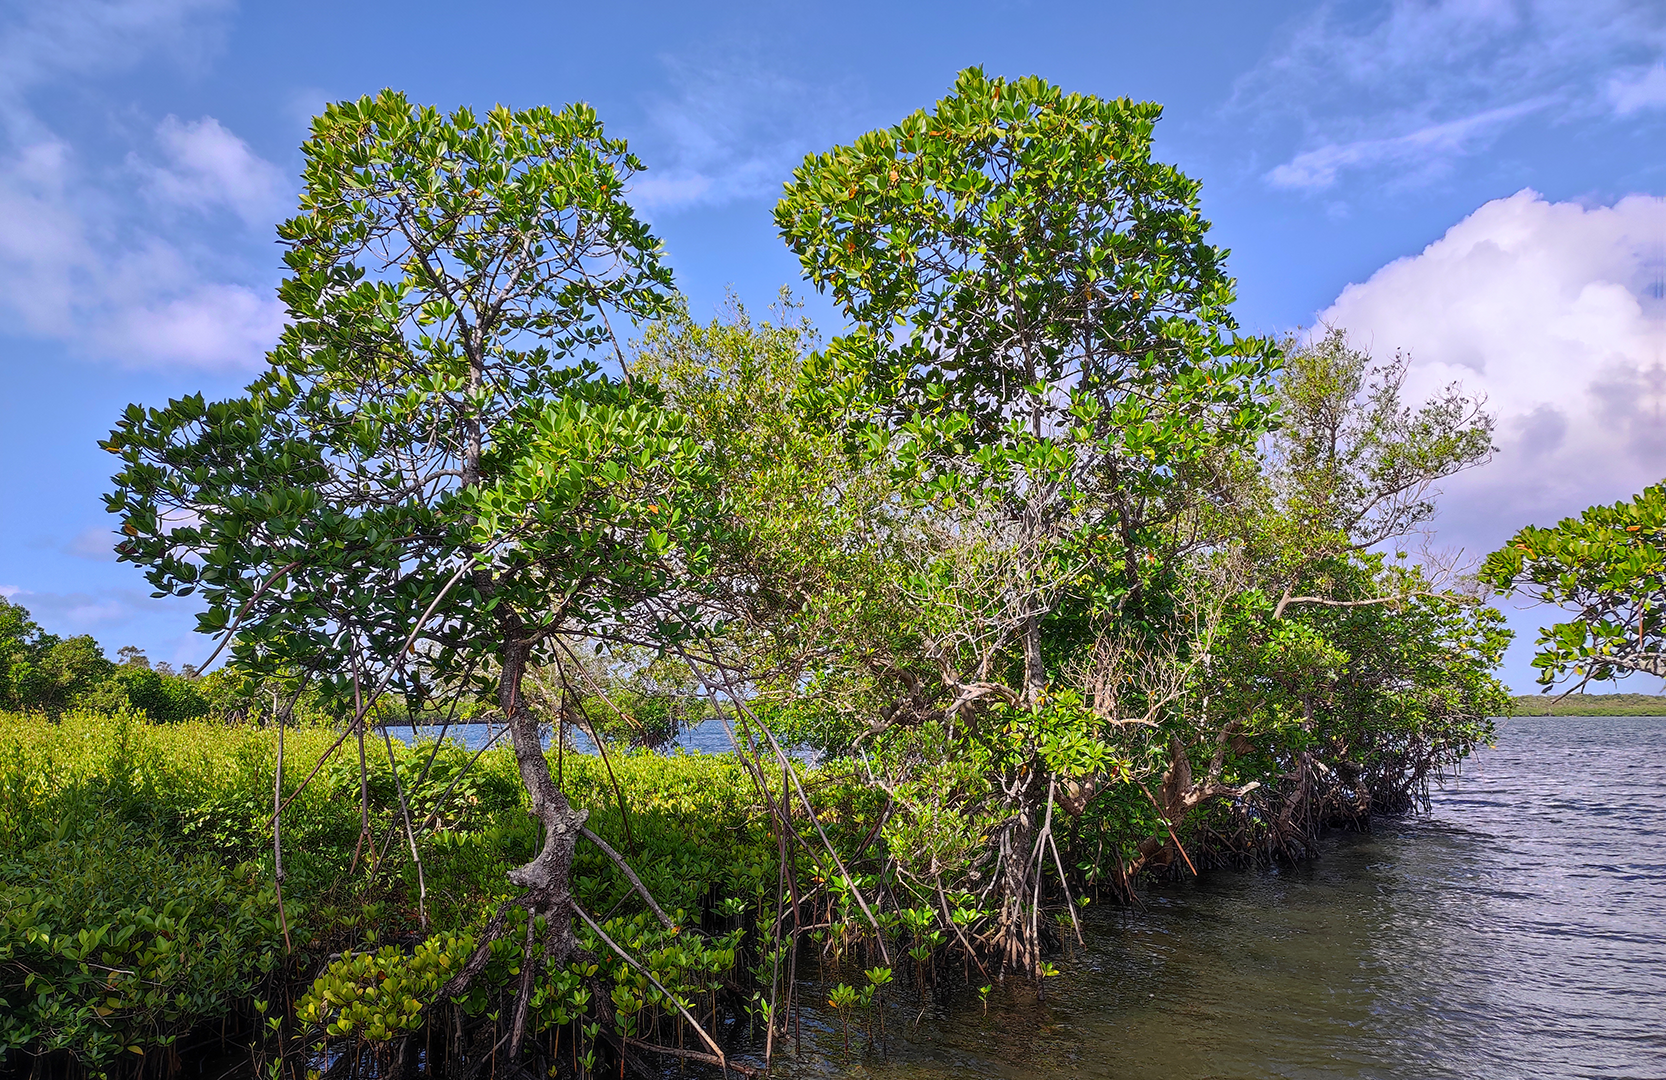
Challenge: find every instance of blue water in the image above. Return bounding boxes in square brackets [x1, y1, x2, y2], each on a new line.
[389, 719, 742, 757]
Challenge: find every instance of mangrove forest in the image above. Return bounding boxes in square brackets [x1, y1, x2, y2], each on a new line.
[3, 69, 1663, 1080]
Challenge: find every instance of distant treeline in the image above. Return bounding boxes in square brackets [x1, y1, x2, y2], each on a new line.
[1511, 693, 1666, 716]
[1, 595, 350, 726]
[0, 596, 691, 743]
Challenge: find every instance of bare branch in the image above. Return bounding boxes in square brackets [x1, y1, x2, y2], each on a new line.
[578, 826, 674, 930]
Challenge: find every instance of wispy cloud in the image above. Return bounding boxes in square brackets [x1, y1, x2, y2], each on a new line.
[1238, 0, 1666, 192]
[0, 0, 231, 135]
[65, 526, 119, 562]
[135, 115, 289, 226]
[1267, 99, 1553, 190]
[1609, 61, 1666, 115]
[627, 55, 862, 214]
[0, 585, 157, 633]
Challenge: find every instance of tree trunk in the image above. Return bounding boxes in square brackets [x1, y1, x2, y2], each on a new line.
[995, 779, 1044, 976]
[498, 640, 586, 963]
[1021, 615, 1046, 711]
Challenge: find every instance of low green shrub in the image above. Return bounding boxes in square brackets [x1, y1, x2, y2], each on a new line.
[297, 933, 473, 1043]
[0, 825, 280, 1073]
[0, 711, 864, 1071]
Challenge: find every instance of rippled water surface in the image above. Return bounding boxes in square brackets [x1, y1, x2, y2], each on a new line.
[783, 716, 1666, 1080]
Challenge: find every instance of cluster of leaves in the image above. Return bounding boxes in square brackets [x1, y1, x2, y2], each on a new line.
[0, 825, 280, 1072]
[620, 212, 1507, 990]
[1481, 481, 1666, 688]
[298, 934, 473, 1042]
[730, 68, 1510, 974]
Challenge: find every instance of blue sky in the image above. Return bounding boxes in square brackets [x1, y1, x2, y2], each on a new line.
[1, 0, 1662, 692]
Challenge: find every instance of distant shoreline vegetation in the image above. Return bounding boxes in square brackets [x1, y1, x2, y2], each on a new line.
[1510, 693, 1666, 716]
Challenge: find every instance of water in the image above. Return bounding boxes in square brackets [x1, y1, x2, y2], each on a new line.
[392, 719, 808, 759]
[782, 716, 1666, 1080]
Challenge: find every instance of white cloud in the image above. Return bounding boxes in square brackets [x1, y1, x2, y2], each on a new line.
[1319, 189, 1666, 554]
[66, 526, 118, 562]
[0, 586, 154, 632]
[0, 585, 19, 599]
[630, 172, 714, 211]
[100, 283, 286, 368]
[1609, 61, 1666, 115]
[0, 0, 231, 136]
[0, 135, 286, 369]
[0, 138, 93, 339]
[0, 4, 287, 370]
[1240, 1, 1666, 190]
[137, 115, 288, 225]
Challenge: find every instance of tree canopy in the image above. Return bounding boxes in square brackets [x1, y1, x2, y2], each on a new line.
[103, 92, 729, 1053]
[70, 72, 1527, 1072]
[0, 598, 110, 716]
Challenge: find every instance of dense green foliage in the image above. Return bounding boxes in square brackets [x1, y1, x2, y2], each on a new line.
[103, 90, 696, 704]
[768, 68, 1288, 969]
[0, 830, 278, 1065]
[0, 598, 216, 722]
[22, 69, 1531, 1078]
[758, 71, 1506, 971]
[0, 713, 878, 1075]
[0, 600, 112, 717]
[643, 300, 1506, 918]
[100, 97, 736, 1073]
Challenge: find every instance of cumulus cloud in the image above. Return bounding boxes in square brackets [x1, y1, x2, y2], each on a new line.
[98, 282, 286, 367]
[0, 134, 286, 369]
[1242, 0, 1666, 190]
[1318, 189, 1666, 554]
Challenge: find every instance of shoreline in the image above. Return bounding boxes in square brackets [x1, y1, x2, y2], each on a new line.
[1507, 693, 1666, 717]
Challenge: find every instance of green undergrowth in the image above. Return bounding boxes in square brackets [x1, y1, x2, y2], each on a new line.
[0, 711, 870, 1077]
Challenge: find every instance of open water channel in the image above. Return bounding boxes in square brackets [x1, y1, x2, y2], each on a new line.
[402, 716, 1665, 1079]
